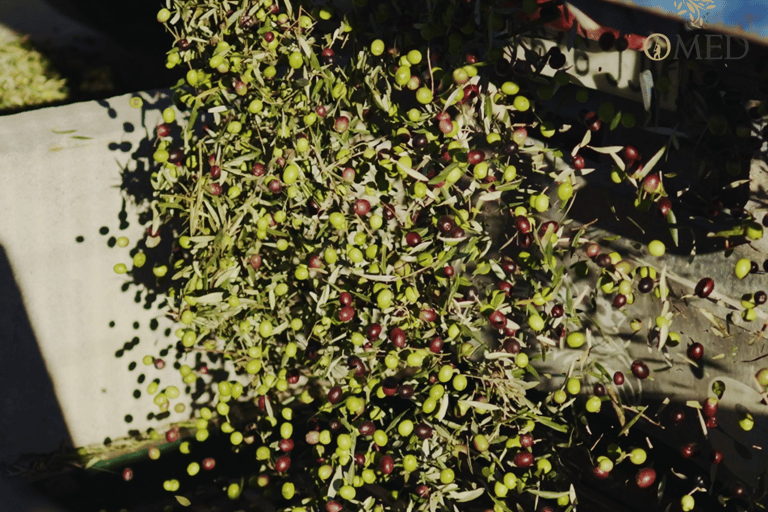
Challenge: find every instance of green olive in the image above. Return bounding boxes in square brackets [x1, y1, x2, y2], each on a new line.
[735, 258, 751, 279]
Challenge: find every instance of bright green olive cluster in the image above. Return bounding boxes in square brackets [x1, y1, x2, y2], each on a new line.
[110, 0, 766, 511]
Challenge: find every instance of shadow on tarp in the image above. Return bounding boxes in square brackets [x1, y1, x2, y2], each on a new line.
[97, 92, 182, 314]
[0, 244, 73, 480]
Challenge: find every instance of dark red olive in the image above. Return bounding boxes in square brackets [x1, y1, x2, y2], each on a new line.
[613, 371, 625, 385]
[286, 369, 300, 384]
[347, 356, 365, 377]
[168, 149, 184, 164]
[514, 452, 534, 467]
[156, 124, 171, 137]
[359, 421, 375, 436]
[420, 308, 437, 323]
[572, 154, 585, 170]
[519, 434, 534, 448]
[338, 306, 355, 323]
[731, 484, 745, 498]
[657, 197, 672, 217]
[329, 419, 342, 431]
[622, 145, 640, 163]
[416, 484, 429, 498]
[694, 277, 715, 298]
[390, 327, 407, 348]
[438, 215, 455, 234]
[703, 397, 718, 418]
[756, 291, 767, 304]
[353, 199, 371, 216]
[334, 116, 349, 133]
[327, 386, 343, 404]
[380, 455, 394, 474]
[405, 232, 422, 247]
[268, 179, 283, 194]
[586, 243, 601, 258]
[398, 384, 415, 399]
[593, 384, 606, 397]
[711, 449, 723, 464]
[489, 310, 507, 329]
[202, 457, 215, 470]
[316, 105, 327, 117]
[309, 254, 323, 269]
[443, 265, 455, 277]
[429, 337, 443, 353]
[165, 428, 179, 443]
[584, 111, 601, 131]
[413, 134, 428, 150]
[515, 215, 531, 234]
[504, 339, 521, 354]
[706, 416, 718, 429]
[681, 443, 699, 458]
[501, 257, 518, 274]
[367, 323, 382, 341]
[382, 377, 398, 396]
[339, 292, 353, 306]
[670, 408, 685, 425]
[518, 233, 533, 248]
[551, 304, 564, 318]
[498, 281, 513, 296]
[539, 221, 559, 237]
[636, 468, 656, 489]
[279, 439, 295, 452]
[631, 360, 650, 379]
[275, 455, 291, 473]
[593, 466, 610, 479]
[642, 173, 660, 193]
[326, 500, 343, 512]
[415, 423, 433, 440]
[467, 150, 485, 165]
[687, 342, 704, 361]
[501, 141, 519, 156]
[439, 118, 454, 134]
[638, 277, 654, 293]
[613, 294, 627, 308]
[596, 254, 613, 268]
[122, 467, 133, 481]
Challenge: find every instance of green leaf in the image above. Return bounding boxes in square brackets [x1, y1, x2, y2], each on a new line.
[534, 416, 568, 433]
[192, 292, 225, 304]
[666, 208, 679, 246]
[634, 145, 665, 180]
[428, 162, 459, 185]
[458, 400, 500, 412]
[618, 406, 648, 436]
[447, 488, 484, 502]
[609, 111, 622, 130]
[526, 489, 570, 499]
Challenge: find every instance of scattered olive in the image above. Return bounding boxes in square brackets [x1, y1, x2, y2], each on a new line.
[694, 277, 715, 298]
[635, 467, 656, 489]
[638, 277, 654, 293]
[631, 360, 650, 379]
